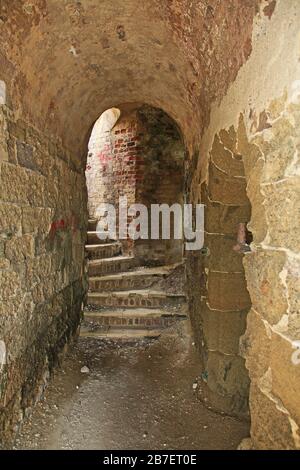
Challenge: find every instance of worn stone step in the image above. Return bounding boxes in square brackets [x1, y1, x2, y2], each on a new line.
[87, 231, 117, 245]
[85, 242, 122, 260]
[80, 325, 162, 341]
[83, 307, 187, 328]
[87, 290, 186, 309]
[88, 264, 178, 292]
[88, 256, 138, 276]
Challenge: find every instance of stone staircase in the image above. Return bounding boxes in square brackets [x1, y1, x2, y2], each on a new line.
[80, 219, 187, 341]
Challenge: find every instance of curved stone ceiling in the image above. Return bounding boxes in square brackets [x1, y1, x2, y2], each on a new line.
[0, 0, 260, 154]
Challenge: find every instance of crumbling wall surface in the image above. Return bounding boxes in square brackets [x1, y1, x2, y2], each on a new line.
[188, 130, 252, 420]
[188, 0, 300, 449]
[0, 104, 87, 447]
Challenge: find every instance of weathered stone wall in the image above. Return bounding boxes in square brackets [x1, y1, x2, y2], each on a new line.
[187, 129, 252, 419]
[0, 104, 87, 446]
[188, 0, 300, 448]
[239, 96, 300, 449]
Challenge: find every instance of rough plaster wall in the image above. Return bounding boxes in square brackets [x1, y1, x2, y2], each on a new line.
[0, 105, 87, 446]
[189, 0, 300, 449]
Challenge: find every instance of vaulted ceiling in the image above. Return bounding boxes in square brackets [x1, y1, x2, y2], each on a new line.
[0, 0, 260, 153]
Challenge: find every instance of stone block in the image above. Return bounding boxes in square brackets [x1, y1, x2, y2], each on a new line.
[253, 116, 296, 184]
[20, 143, 52, 177]
[263, 176, 300, 253]
[241, 308, 271, 383]
[208, 161, 249, 206]
[16, 141, 35, 171]
[203, 194, 251, 235]
[0, 80, 6, 105]
[243, 250, 288, 325]
[204, 233, 244, 272]
[5, 234, 35, 262]
[246, 159, 268, 244]
[205, 350, 250, 415]
[219, 126, 237, 153]
[0, 141, 8, 162]
[200, 300, 248, 355]
[268, 92, 288, 121]
[0, 202, 22, 236]
[250, 384, 299, 450]
[237, 114, 263, 181]
[0, 270, 21, 300]
[7, 137, 17, 164]
[285, 256, 300, 320]
[22, 207, 52, 234]
[26, 254, 52, 288]
[0, 163, 29, 204]
[211, 134, 245, 177]
[7, 119, 26, 142]
[270, 329, 300, 426]
[0, 259, 10, 270]
[207, 271, 251, 311]
[26, 170, 46, 207]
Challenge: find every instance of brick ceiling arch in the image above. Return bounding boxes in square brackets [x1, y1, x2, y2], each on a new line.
[0, 0, 259, 155]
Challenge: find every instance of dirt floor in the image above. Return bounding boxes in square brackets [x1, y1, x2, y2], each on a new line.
[13, 323, 249, 450]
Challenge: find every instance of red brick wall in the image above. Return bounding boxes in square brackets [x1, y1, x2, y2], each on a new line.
[86, 105, 185, 263]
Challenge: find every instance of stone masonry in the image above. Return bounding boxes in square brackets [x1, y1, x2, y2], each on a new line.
[0, 0, 299, 450]
[0, 106, 87, 446]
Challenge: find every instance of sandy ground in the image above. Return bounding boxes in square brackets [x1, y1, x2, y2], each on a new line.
[14, 323, 249, 450]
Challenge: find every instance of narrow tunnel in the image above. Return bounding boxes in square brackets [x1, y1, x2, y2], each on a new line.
[0, 0, 300, 451]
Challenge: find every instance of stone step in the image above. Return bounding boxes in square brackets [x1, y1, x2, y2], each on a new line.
[88, 264, 178, 292]
[83, 307, 187, 328]
[80, 325, 163, 341]
[85, 242, 122, 260]
[88, 219, 98, 231]
[88, 256, 138, 276]
[86, 290, 186, 309]
[87, 231, 117, 245]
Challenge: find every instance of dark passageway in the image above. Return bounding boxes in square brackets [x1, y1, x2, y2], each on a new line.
[0, 0, 300, 451]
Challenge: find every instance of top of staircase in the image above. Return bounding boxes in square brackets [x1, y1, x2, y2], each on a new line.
[88, 263, 182, 280]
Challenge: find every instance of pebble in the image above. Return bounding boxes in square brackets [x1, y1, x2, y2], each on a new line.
[80, 366, 90, 374]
